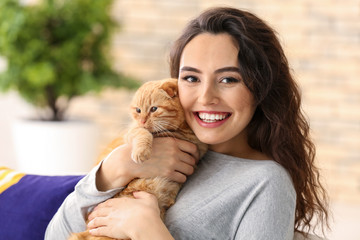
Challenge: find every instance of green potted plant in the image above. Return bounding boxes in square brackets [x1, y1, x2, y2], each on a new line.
[0, 0, 139, 174]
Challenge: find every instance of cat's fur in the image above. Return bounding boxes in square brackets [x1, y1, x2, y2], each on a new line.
[69, 78, 207, 240]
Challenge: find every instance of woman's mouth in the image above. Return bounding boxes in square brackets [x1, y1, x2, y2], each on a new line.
[198, 112, 231, 122]
[194, 111, 231, 127]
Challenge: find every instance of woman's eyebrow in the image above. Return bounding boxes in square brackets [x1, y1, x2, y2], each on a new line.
[180, 66, 241, 74]
[214, 66, 241, 74]
[180, 66, 202, 73]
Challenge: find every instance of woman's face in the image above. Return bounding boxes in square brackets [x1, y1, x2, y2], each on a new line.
[178, 33, 257, 155]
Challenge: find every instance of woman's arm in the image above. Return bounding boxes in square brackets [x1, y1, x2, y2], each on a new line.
[45, 163, 121, 240]
[96, 137, 199, 191]
[45, 137, 199, 239]
[88, 191, 175, 240]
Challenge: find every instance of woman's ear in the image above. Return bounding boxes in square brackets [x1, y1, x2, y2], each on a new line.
[160, 78, 178, 98]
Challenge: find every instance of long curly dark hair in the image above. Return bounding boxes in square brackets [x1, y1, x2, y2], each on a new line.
[169, 7, 329, 235]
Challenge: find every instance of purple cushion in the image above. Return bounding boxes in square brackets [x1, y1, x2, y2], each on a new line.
[0, 172, 83, 239]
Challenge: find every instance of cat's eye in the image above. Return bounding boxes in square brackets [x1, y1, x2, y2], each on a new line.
[150, 106, 158, 112]
[136, 108, 141, 113]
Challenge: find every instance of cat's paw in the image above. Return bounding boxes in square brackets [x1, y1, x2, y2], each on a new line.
[131, 148, 151, 163]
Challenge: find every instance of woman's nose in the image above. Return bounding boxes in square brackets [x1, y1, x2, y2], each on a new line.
[197, 82, 219, 105]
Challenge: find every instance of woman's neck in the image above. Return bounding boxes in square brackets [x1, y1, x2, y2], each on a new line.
[209, 134, 270, 160]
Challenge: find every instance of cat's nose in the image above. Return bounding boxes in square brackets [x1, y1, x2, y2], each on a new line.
[140, 118, 147, 125]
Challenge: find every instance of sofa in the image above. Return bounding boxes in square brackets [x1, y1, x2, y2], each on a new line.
[0, 167, 324, 240]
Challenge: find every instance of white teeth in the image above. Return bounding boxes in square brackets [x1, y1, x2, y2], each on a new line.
[198, 112, 228, 122]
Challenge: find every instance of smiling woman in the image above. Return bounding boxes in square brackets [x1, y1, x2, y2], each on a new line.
[170, 7, 329, 236]
[46, 7, 329, 240]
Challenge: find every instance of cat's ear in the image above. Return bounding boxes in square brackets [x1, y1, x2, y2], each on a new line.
[160, 79, 178, 98]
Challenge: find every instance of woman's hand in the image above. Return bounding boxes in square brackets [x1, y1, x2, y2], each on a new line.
[96, 137, 199, 191]
[135, 137, 199, 182]
[87, 191, 174, 240]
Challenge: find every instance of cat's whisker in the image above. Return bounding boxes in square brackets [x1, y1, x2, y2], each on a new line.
[156, 121, 177, 131]
[161, 124, 177, 136]
[153, 123, 177, 138]
[153, 124, 168, 135]
[156, 120, 178, 129]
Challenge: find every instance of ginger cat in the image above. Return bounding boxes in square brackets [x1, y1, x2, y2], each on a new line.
[69, 78, 207, 240]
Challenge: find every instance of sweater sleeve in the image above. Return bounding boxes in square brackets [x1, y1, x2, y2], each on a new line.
[234, 163, 296, 240]
[44, 162, 123, 240]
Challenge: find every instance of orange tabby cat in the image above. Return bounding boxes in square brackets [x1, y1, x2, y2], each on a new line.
[69, 78, 207, 240]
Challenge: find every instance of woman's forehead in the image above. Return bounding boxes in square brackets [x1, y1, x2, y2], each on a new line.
[180, 33, 239, 70]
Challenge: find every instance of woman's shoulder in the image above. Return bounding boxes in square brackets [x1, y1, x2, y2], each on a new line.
[248, 158, 292, 182]
[241, 158, 296, 200]
[203, 151, 295, 191]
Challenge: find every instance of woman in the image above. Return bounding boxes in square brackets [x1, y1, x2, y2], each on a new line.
[46, 7, 329, 240]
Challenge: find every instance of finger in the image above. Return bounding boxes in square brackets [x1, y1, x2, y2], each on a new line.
[95, 199, 114, 209]
[169, 171, 187, 183]
[174, 138, 200, 161]
[88, 204, 113, 221]
[176, 150, 197, 167]
[175, 160, 195, 176]
[88, 209, 107, 222]
[89, 226, 108, 236]
[133, 191, 156, 201]
[87, 217, 106, 229]
[89, 226, 128, 239]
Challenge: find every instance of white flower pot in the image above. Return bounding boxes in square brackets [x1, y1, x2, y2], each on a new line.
[12, 119, 99, 175]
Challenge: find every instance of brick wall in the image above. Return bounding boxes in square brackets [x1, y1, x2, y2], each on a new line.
[67, 0, 360, 204]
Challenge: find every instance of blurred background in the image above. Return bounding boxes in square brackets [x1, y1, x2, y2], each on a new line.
[0, 0, 359, 239]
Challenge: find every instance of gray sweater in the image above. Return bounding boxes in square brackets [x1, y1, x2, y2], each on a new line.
[45, 151, 296, 240]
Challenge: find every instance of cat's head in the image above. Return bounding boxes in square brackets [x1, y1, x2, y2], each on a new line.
[130, 78, 185, 134]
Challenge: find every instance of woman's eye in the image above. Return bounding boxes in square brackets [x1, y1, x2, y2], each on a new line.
[150, 106, 158, 112]
[136, 108, 141, 113]
[182, 76, 198, 83]
[220, 77, 240, 84]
